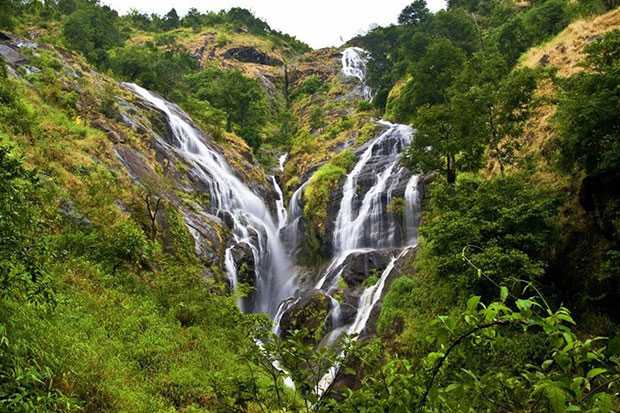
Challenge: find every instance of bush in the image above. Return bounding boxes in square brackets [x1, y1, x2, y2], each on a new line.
[62, 3, 124, 67]
[108, 43, 197, 99]
[293, 75, 326, 99]
[0, 66, 34, 134]
[523, 0, 570, 42]
[421, 173, 560, 296]
[304, 164, 347, 236]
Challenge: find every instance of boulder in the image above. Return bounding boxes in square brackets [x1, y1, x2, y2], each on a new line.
[0, 44, 26, 65]
[278, 290, 331, 344]
[230, 242, 256, 287]
[340, 249, 394, 289]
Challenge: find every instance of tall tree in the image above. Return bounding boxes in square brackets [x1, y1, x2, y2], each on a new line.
[62, 3, 123, 66]
[162, 8, 180, 31]
[398, 0, 430, 26]
[186, 66, 268, 149]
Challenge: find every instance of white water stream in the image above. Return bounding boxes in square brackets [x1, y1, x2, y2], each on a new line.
[124, 82, 295, 316]
[124, 46, 423, 397]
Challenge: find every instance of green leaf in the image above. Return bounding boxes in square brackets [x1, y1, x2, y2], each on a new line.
[545, 385, 567, 413]
[466, 296, 480, 312]
[516, 299, 532, 312]
[500, 286, 508, 303]
[586, 367, 607, 379]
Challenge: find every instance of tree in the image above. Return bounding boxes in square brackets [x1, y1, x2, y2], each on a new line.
[108, 42, 197, 98]
[0, 0, 18, 30]
[183, 7, 202, 31]
[430, 9, 480, 54]
[398, 0, 430, 26]
[451, 51, 538, 173]
[62, 3, 123, 66]
[557, 29, 620, 173]
[185, 66, 268, 149]
[405, 102, 483, 184]
[392, 38, 466, 121]
[162, 8, 179, 31]
[419, 173, 559, 293]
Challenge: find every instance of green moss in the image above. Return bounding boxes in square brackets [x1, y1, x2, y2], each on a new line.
[303, 163, 346, 235]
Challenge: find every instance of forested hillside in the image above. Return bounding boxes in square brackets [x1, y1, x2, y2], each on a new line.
[1, 0, 620, 412]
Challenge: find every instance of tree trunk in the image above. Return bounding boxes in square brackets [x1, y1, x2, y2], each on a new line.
[447, 153, 456, 184]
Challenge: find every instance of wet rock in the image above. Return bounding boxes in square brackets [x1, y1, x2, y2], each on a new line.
[223, 46, 282, 66]
[92, 119, 124, 144]
[278, 290, 331, 344]
[115, 145, 158, 184]
[0, 44, 26, 65]
[340, 249, 394, 289]
[230, 242, 256, 287]
[183, 212, 228, 280]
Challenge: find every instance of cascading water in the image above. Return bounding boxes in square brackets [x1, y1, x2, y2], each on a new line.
[310, 48, 424, 393]
[124, 45, 422, 396]
[341, 47, 372, 100]
[124, 83, 295, 316]
[271, 176, 288, 230]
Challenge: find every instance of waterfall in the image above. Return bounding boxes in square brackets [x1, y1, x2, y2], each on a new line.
[281, 179, 311, 255]
[271, 176, 288, 230]
[333, 122, 414, 253]
[278, 153, 288, 172]
[341, 47, 372, 100]
[309, 49, 424, 394]
[404, 175, 422, 245]
[124, 82, 295, 317]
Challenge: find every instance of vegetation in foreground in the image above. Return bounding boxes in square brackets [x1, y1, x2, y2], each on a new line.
[0, 0, 619, 411]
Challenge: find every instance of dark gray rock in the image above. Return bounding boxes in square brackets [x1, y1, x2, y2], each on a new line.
[278, 290, 331, 344]
[0, 44, 26, 65]
[223, 46, 282, 66]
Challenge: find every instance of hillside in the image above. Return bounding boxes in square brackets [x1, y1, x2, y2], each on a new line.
[1, 0, 620, 412]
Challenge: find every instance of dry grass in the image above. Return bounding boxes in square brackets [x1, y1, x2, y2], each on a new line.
[520, 7, 620, 76]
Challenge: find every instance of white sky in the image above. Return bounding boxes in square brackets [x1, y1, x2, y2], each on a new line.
[101, 0, 446, 49]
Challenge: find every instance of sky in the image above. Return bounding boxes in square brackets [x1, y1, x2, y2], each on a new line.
[101, 0, 446, 49]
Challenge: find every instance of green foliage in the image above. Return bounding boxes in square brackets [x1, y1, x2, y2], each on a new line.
[0, 66, 34, 134]
[185, 66, 268, 149]
[421, 173, 560, 294]
[0, 0, 18, 29]
[342, 281, 620, 412]
[62, 2, 124, 67]
[293, 75, 326, 100]
[398, 0, 431, 26]
[557, 29, 620, 173]
[304, 164, 346, 236]
[391, 38, 466, 121]
[108, 42, 197, 99]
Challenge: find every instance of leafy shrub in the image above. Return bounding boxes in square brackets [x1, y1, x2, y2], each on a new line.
[185, 66, 268, 149]
[293, 75, 326, 99]
[108, 43, 197, 99]
[0, 65, 34, 134]
[62, 3, 124, 67]
[304, 163, 346, 235]
[422, 173, 560, 295]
